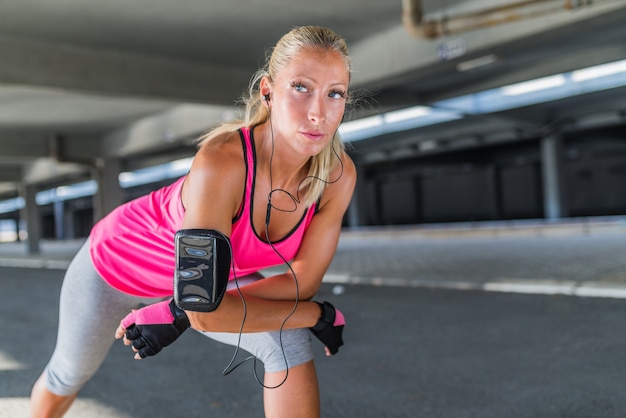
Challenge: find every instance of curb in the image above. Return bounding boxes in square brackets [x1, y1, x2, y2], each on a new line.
[0, 257, 71, 270]
[323, 273, 626, 300]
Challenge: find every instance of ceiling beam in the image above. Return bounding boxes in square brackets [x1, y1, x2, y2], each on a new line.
[0, 132, 52, 163]
[0, 166, 22, 182]
[21, 158, 89, 186]
[349, 2, 626, 91]
[101, 104, 234, 158]
[0, 36, 251, 105]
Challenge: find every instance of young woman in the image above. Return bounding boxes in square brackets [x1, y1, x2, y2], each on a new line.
[30, 25, 356, 418]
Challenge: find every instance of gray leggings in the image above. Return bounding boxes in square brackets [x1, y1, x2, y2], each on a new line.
[44, 240, 314, 396]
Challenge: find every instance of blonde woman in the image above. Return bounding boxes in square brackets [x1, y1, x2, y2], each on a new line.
[30, 25, 356, 418]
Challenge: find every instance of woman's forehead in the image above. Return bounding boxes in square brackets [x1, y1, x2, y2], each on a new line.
[278, 49, 350, 81]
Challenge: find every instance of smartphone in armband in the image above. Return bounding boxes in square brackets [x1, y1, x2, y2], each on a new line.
[174, 229, 231, 312]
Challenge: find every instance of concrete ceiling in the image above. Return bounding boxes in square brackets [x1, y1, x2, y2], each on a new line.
[1, 0, 626, 196]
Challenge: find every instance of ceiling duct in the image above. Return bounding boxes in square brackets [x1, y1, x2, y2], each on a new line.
[402, 0, 602, 39]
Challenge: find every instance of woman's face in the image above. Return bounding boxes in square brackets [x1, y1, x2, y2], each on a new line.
[266, 48, 349, 158]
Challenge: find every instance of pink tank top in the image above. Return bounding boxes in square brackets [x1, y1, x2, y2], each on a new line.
[90, 127, 317, 297]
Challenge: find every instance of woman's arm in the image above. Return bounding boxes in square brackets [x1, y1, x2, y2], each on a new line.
[230, 154, 357, 302]
[184, 153, 357, 333]
[115, 145, 355, 357]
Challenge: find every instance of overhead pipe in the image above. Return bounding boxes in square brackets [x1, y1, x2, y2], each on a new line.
[402, 0, 606, 39]
[401, 0, 424, 38]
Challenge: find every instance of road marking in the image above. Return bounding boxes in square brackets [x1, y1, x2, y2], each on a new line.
[323, 275, 626, 299]
[0, 351, 26, 371]
[0, 258, 70, 269]
[484, 279, 578, 296]
[0, 398, 133, 417]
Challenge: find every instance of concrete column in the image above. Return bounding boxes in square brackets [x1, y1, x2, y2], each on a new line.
[540, 133, 568, 220]
[14, 214, 20, 241]
[346, 162, 368, 227]
[19, 183, 41, 254]
[54, 199, 65, 240]
[64, 205, 75, 239]
[346, 194, 360, 227]
[92, 157, 123, 222]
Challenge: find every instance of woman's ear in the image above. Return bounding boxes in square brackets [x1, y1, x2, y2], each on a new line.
[259, 77, 272, 105]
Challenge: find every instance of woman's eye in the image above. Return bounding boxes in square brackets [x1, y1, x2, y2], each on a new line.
[329, 90, 347, 100]
[292, 83, 308, 93]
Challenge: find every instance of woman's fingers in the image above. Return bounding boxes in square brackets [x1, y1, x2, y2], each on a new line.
[114, 325, 125, 339]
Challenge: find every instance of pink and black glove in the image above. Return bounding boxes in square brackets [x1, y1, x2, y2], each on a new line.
[310, 301, 345, 355]
[119, 299, 190, 359]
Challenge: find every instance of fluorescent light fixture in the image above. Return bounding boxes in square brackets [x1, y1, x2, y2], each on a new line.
[119, 157, 193, 188]
[0, 197, 24, 213]
[55, 186, 71, 197]
[169, 157, 193, 172]
[34, 181, 96, 205]
[118, 172, 134, 183]
[383, 106, 432, 124]
[339, 115, 384, 134]
[419, 139, 438, 152]
[501, 74, 566, 96]
[571, 59, 626, 82]
[456, 54, 498, 72]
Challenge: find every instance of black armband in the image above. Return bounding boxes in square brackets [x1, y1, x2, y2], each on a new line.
[174, 229, 231, 312]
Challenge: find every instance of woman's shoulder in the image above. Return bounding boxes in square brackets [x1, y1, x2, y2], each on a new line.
[317, 151, 357, 210]
[197, 128, 243, 152]
[182, 129, 248, 220]
[334, 151, 357, 189]
[185, 130, 247, 190]
[195, 130, 245, 168]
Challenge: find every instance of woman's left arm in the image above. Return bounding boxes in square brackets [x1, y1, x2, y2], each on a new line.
[232, 155, 357, 302]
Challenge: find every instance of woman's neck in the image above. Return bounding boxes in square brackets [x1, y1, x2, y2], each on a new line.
[255, 123, 310, 191]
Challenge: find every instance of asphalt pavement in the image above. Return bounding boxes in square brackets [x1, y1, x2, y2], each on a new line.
[2, 218, 626, 417]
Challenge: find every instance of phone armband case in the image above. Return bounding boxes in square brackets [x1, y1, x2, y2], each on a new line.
[174, 229, 231, 312]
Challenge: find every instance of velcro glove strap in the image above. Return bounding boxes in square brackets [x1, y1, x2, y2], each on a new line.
[310, 301, 345, 355]
[121, 299, 190, 359]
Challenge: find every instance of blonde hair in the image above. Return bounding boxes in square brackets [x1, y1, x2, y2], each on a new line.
[196, 25, 352, 207]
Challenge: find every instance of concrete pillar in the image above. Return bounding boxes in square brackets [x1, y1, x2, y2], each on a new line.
[14, 214, 20, 241]
[92, 157, 123, 222]
[54, 199, 65, 239]
[346, 194, 360, 227]
[19, 183, 41, 254]
[346, 162, 368, 227]
[64, 205, 75, 239]
[540, 133, 568, 220]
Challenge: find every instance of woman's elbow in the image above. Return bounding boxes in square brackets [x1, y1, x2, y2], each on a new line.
[185, 309, 228, 332]
[299, 285, 319, 301]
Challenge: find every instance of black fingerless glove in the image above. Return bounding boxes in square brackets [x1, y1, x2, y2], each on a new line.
[120, 299, 191, 359]
[309, 301, 345, 355]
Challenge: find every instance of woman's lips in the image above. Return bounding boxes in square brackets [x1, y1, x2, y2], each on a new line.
[301, 131, 324, 141]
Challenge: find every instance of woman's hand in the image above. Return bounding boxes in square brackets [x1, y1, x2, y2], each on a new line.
[310, 301, 345, 356]
[114, 299, 190, 359]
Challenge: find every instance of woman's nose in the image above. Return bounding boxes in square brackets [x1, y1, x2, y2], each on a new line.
[308, 95, 326, 124]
